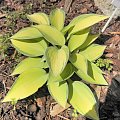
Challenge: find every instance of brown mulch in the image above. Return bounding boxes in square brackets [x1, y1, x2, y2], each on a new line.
[0, 0, 120, 120]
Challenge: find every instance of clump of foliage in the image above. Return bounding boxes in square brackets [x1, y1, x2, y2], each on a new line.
[95, 58, 113, 71]
[2, 8, 108, 120]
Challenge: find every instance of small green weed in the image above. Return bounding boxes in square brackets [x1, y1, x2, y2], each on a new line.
[95, 58, 113, 71]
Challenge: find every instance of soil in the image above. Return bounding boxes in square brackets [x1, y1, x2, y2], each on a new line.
[0, 0, 120, 120]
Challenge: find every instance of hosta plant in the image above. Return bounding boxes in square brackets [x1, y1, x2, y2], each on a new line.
[2, 8, 109, 120]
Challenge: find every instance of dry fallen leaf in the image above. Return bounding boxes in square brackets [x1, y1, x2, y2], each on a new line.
[50, 103, 70, 117]
[36, 97, 45, 108]
[0, 14, 6, 18]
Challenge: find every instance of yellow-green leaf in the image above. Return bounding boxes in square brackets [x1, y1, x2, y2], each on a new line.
[76, 63, 108, 85]
[68, 80, 99, 120]
[90, 62, 104, 74]
[48, 63, 75, 83]
[87, 61, 108, 85]
[70, 53, 88, 73]
[80, 44, 106, 61]
[70, 53, 96, 84]
[11, 27, 42, 40]
[76, 69, 97, 84]
[79, 34, 100, 49]
[62, 14, 92, 34]
[69, 14, 108, 36]
[60, 63, 75, 81]
[45, 46, 69, 76]
[27, 13, 49, 25]
[11, 38, 47, 57]
[76, 69, 106, 85]
[68, 28, 90, 52]
[50, 8, 65, 31]
[2, 68, 48, 102]
[48, 81, 68, 107]
[70, 53, 107, 85]
[34, 25, 65, 46]
[11, 57, 48, 75]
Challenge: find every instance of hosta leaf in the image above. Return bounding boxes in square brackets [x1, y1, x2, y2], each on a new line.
[48, 63, 75, 83]
[76, 69, 108, 85]
[11, 38, 47, 57]
[90, 62, 104, 74]
[11, 57, 48, 75]
[87, 61, 108, 85]
[70, 53, 107, 85]
[68, 80, 99, 120]
[45, 46, 69, 76]
[70, 53, 88, 73]
[27, 13, 49, 25]
[79, 34, 99, 49]
[48, 81, 68, 107]
[50, 8, 65, 31]
[80, 44, 106, 61]
[34, 25, 65, 46]
[11, 27, 42, 40]
[76, 69, 97, 84]
[70, 53, 95, 84]
[62, 14, 92, 34]
[69, 14, 108, 37]
[60, 63, 75, 81]
[2, 68, 48, 102]
[68, 28, 90, 52]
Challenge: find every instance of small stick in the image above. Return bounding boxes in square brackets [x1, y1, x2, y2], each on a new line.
[12, 50, 17, 59]
[57, 115, 70, 120]
[109, 32, 120, 34]
[64, 0, 73, 13]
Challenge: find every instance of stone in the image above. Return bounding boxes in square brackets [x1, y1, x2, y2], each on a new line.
[94, 0, 120, 18]
[112, 0, 120, 8]
[27, 104, 37, 112]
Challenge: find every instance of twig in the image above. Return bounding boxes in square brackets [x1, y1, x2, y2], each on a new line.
[109, 32, 120, 34]
[57, 115, 70, 120]
[10, 110, 17, 120]
[64, 0, 73, 13]
[20, 109, 32, 117]
[12, 50, 17, 59]
[2, 79, 7, 93]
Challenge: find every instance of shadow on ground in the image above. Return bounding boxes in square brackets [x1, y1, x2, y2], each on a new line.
[99, 75, 120, 120]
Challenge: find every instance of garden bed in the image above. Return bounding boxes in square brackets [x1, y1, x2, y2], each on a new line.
[0, 0, 120, 120]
